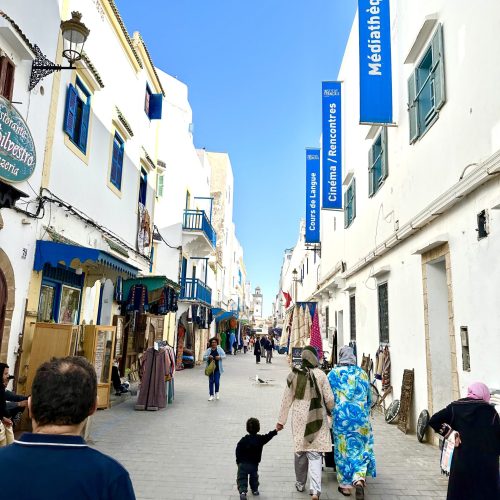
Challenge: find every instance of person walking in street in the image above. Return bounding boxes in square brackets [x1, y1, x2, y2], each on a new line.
[328, 346, 376, 499]
[276, 346, 334, 500]
[236, 417, 280, 499]
[203, 337, 226, 401]
[254, 336, 262, 364]
[428, 381, 500, 500]
[265, 335, 274, 364]
[243, 335, 249, 354]
[0, 356, 135, 499]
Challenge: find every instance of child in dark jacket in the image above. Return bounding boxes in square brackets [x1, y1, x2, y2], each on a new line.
[236, 418, 279, 499]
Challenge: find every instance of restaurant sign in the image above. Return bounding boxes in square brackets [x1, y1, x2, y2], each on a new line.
[0, 96, 36, 183]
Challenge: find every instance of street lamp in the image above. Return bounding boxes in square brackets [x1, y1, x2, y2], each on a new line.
[29, 12, 90, 91]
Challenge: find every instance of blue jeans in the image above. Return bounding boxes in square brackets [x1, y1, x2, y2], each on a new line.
[209, 370, 221, 395]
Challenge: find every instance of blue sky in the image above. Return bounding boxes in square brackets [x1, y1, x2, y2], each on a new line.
[116, 0, 357, 315]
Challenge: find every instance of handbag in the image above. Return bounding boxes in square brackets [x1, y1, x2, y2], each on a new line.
[440, 430, 458, 475]
[205, 360, 216, 377]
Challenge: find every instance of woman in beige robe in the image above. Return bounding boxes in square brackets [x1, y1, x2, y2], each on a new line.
[277, 346, 334, 500]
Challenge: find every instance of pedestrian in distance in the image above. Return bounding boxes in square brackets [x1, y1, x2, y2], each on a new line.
[265, 335, 274, 364]
[276, 346, 334, 500]
[203, 337, 226, 401]
[243, 335, 249, 354]
[236, 417, 280, 499]
[0, 356, 136, 499]
[428, 381, 500, 500]
[328, 346, 376, 499]
[254, 336, 262, 364]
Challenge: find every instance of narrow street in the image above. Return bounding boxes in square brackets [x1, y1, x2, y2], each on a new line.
[90, 353, 449, 500]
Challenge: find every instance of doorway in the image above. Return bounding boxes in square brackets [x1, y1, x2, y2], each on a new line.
[422, 244, 459, 414]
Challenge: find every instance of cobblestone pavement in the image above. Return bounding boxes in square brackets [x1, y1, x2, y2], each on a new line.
[90, 351, 448, 500]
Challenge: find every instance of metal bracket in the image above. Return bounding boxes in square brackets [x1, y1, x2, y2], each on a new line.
[29, 45, 73, 91]
[305, 242, 321, 258]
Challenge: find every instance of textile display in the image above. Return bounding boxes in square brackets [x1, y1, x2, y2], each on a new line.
[126, 285, 149, 314]
[298, 305, 306, 347]
[303, 305, 312, 348]
[137, 203, 151, 254]
[381, 346, 391, 391]
[136, 347, 170, 410]
[175, 324, 186, 370]
[309, 307, 323, 360]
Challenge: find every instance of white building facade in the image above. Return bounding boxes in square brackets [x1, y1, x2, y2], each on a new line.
[301, 0, 500, 431]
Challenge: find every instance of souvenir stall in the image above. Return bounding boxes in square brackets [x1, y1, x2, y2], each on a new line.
[215, 313, 238, 353]
[119, 276, 179, 378]
[279, 302, 323, 360]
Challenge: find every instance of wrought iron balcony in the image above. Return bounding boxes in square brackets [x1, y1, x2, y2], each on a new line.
[180, 278, 212, 305]
[183, 209, 216, 248]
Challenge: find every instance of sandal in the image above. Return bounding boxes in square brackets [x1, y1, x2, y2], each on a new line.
[354, 482, 365, 500]
[338, 486, 351, 497]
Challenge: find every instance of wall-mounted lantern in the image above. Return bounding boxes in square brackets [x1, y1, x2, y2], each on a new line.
[29, 12, 90, 91]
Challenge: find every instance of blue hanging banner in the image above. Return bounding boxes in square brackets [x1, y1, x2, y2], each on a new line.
[322, 81, 342, 210]
[305, 148, 321, 243]
[358, 0, 393, 124]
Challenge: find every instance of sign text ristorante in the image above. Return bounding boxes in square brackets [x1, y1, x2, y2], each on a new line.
[0, 96, 37, 183]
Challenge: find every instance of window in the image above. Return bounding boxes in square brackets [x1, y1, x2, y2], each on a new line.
[139, 168, 147, 205]
[110, 132, 124, 190]
[408, 25, 445, 143]
[369, 128, 388, 196]
[144, 84, 163, 120]
[349, 294, 356, 341]
[0, 56, 15, 100]
[378, 282, 389, 343]
[156, 173, 164, 198]
[344, 178, 356, 228]
[64, 78, 91, 153]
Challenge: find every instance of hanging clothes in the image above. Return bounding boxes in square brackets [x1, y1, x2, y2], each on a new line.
[290, 307, 300, 348]
[136, 347, 167, 410]
[126, 285, 149, 313]
[176, 324, 186, 370]
[381, 346, 391, 391]
[303, 304, 312, 347]
[309, 307, 323, 360]
[375, 347, 385, 380]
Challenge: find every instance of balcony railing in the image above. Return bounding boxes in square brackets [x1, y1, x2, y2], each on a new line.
[183, 209, 216, 247]
[180, 278, 212, 305]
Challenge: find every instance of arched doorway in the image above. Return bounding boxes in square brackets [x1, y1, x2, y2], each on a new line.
[0, 249, 15, 361]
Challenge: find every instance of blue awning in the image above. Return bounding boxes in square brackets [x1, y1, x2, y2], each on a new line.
[216, 311, 238, 322]
[34, 240, 139, 278]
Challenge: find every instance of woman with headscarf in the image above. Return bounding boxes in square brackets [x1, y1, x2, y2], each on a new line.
[428, 381, 500, 500]
[276, 346, 334, 500]
[254, 336, 262, 364]
[328, 346, 376, 499]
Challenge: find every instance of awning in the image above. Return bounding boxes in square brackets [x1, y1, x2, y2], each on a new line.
[216, 310, 238, 322]
[123, 275, 180, 300]
[34, 240, 139, 278]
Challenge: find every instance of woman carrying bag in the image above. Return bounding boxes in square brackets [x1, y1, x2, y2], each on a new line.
[429, 381, 500, 500]
[203, 338, 226, 401]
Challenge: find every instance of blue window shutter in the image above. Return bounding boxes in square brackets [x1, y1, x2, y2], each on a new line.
[381, 127, 388, 181]
[78, 103, 90, 153]
[431, 25, 446, 111]
[63, 84, 78, 139]
[111, 137, 124, 190]
[368, 146, 374, 197]
[407, 72, 419, 143]
[344, 190, 348, 228]
[149, 93, 163, 119]
[352, 178, 356, 221]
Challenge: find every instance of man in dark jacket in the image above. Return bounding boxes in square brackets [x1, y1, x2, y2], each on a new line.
[236, 417, 279, 499]
[0, 356, 136, 499]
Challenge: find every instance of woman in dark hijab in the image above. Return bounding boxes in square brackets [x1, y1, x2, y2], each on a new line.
[429, 381, 500, 500]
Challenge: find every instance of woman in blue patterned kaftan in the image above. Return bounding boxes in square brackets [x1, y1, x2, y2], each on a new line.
[328, 346, 376, 499]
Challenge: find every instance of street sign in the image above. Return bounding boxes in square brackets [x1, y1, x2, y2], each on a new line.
[292, 347, 303, 366]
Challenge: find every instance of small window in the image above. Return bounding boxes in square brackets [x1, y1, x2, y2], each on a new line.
[378, 282, 389, 343]
[64, 78, 91, 153]
[0, 56, 15, 100]
[156, 173, 164, 198]
[139, 168, 147, 205]
[110, 132, 124, 190]
[408, 25, 446, 143]
[369, 128, 388, 196]
[344, 178, 356, 228]
[144, 84, 163, 120]
[349, 294, 356, 341]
